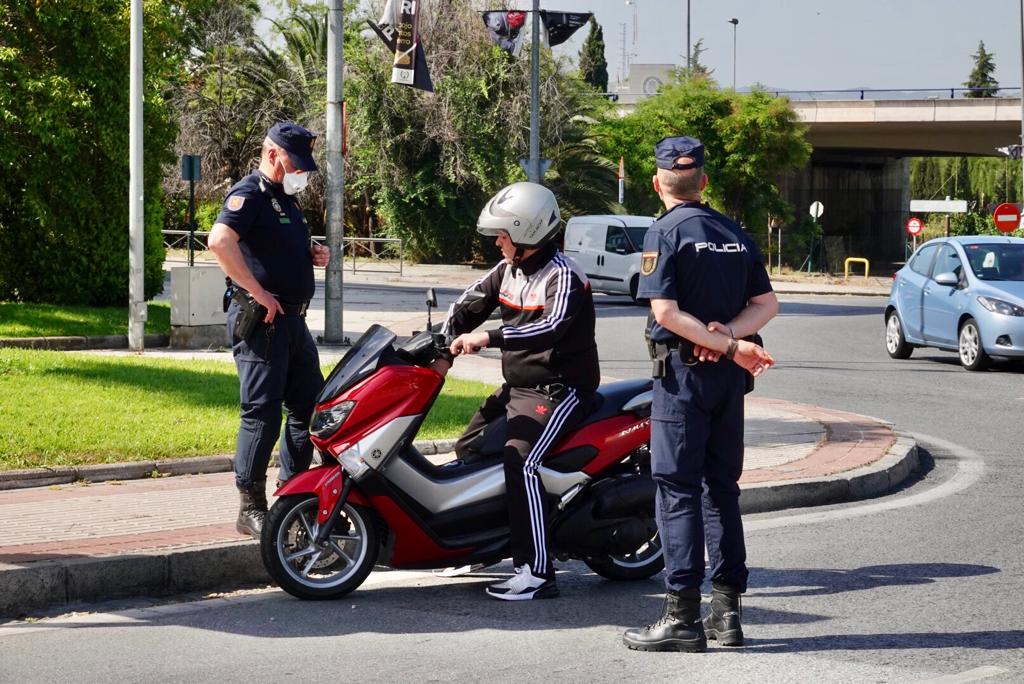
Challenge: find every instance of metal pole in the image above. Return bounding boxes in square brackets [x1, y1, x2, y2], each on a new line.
[529, 0, 541, 183]
[128, 0, 145, 352]
[729, 18, 739, 90]
[686, 0, 691, 75]
[324, 0, 345, 343]
[1019, 0, 1024, 204]
[187, 178, 196, 267]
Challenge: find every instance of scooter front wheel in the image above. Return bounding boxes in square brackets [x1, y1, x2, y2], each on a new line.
[261, 494, 379, 600]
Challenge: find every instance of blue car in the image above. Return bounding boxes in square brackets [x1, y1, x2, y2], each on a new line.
[885, 235, 1024, 370]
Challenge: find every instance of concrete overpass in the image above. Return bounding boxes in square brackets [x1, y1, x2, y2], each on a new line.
[791, 98, 1023, 156]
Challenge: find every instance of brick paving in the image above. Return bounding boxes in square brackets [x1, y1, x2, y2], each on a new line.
[0, 398, 895, 568]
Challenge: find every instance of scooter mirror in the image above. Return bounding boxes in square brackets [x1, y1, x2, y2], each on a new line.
[426, 288, 438, 308]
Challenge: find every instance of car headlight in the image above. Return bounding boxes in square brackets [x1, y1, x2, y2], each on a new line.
[310, 400, 355, 438]
[977, 296, 1024, 317]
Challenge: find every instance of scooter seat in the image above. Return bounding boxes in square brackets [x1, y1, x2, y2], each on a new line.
[459, 379, 653, 461]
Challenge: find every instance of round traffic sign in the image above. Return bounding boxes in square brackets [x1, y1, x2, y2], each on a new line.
[993, 203, 1021, 233]
[809, 201, 824, 219]
[906, 217, 923, 236]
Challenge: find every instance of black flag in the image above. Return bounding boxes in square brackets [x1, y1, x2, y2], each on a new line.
[539, 11, 591, 47]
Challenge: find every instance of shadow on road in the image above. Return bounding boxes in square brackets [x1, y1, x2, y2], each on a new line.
[750, 562, 999, 598]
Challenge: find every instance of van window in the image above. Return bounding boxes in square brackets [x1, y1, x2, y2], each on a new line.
[625, 226, 649, 249]
[606, 226, 634, 254]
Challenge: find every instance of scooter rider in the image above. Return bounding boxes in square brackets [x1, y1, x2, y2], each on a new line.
[433, 181, 600, 600]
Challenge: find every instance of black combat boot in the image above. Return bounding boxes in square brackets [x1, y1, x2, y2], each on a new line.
[703, 584, 744, 646]
[623, 588, 707, 652]
[235, 479, 268, 539]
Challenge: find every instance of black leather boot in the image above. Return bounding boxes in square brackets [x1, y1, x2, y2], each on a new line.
[235, 479, 268, 539]
[703, 584, 744, 646]
[623, 588, 707, 652]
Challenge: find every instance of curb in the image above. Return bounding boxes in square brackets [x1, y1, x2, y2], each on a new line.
[740, 431, 919, 514]
[0, 542, 267, 618]
[0, 432, 920, 618]
[0, 333, 170, 351]
[0, 442, 460, 491]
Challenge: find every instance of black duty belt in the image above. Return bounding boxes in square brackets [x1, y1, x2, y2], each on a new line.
[655, 339, 699, 366]
[278, 301, 310, 316]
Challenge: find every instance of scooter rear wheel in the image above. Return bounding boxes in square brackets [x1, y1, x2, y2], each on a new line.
[261, 494, 379, 600]
[584, 525, 664, 581]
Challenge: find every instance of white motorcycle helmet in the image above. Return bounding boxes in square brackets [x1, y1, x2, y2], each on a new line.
[476, 182, 561, 248]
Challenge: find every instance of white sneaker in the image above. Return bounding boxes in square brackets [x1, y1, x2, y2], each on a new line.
[486, 565, 558, 601]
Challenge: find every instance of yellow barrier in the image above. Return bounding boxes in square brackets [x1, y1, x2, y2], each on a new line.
[844, 257, 870, 280]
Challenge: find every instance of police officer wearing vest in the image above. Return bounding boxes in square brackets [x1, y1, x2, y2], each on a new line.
[208, 121, 331, 539]
[623, 136, 778, 652]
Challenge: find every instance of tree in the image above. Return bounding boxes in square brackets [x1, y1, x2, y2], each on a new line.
[592, 78, 810, 228]
[346, 0, 617, 262]
[0, 0, 186, 304]
[679, 38, 714, 81]
[964, 40, 998, 97]
[950, 157, 971, 201]
[578, 17, 608, 92]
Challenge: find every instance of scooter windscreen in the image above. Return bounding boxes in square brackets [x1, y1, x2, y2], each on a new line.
[317, 324, 397, 404]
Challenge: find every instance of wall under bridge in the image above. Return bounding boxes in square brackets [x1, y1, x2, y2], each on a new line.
[779, 152, 910, 273]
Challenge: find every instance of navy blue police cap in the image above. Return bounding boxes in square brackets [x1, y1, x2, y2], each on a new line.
[268, 121, 318, 172]
[654, 136, 705, 170]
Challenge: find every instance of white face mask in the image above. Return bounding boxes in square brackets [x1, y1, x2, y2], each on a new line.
[282, 170, 308, 195]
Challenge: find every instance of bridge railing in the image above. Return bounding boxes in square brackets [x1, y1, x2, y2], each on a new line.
[601, 86, 1023, 103]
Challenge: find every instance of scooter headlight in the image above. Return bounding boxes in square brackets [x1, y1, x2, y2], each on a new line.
[310, 400, 355, 439]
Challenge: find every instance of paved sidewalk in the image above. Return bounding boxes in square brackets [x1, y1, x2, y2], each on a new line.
[0, 263, 907, 617]
[0, 371, 917, 618]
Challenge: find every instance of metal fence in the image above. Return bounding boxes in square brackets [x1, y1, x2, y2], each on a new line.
[162, 231, 403, 275]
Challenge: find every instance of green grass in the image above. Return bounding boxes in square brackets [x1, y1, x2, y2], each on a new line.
[0, 349, 491, 470]
[0, 301, 171, 338]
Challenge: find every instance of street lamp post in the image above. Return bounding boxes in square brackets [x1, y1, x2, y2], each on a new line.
[686, 0, 691, 74]
[728, 17, 739, 90]
[1018, 0, 1023, 204]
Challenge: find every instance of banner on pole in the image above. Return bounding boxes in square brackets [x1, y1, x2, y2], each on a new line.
[367, 0, 434, 92]
[539, 11, 591, 47]
[482, 11, 527, 56]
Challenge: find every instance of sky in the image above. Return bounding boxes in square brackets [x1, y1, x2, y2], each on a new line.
[259, 1, 1024, 94]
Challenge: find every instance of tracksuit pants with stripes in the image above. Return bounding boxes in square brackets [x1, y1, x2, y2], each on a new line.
[455, 384, 590, 580]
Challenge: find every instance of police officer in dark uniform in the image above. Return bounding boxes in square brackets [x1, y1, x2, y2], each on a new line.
[208, 121, 331, 539]
[622, 136, 778, 652]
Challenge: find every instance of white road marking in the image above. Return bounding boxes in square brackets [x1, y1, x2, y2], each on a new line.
[747, 432, 984, 532]
[914, 665, 1009, 683]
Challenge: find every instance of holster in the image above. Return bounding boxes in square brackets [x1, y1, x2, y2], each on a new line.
[224, 279, 268, 342]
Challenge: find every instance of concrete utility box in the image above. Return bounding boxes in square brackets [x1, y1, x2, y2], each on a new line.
[170, 266, 228, 349]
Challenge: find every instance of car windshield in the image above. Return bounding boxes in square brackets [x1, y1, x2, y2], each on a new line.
[963, 243, 1024, 281]
[625, 226, 650, 249]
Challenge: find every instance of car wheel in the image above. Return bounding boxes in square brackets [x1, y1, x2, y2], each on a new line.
[885, 311, 913, 359]
[958, 318, 991, 371]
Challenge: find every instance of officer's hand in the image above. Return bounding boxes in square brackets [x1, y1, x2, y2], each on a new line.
[732, 340, 775, 377]
[311, 244, 330, 268]
[450, 332, 489, 356]
[695, 321, 731, 362]
[252, 289, 285, 324]
[430, 358, 451, 377]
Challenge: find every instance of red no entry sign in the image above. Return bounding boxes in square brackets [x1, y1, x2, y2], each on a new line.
[906, 217, 923, 236]
[993, 203, 1021, 233]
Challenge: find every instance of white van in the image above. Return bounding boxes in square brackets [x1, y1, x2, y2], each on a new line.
[564, 215, 656, 300]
